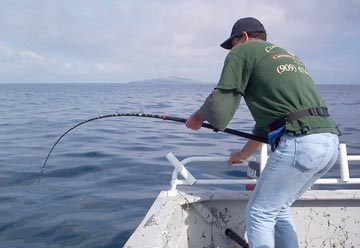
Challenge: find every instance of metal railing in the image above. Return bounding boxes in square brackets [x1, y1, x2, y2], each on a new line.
[167, 143, 360, 190]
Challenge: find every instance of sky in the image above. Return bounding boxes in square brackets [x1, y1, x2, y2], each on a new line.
[0, 0, 359, 84]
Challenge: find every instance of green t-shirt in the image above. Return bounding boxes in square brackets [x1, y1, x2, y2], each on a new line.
[200, 40, 341, 138]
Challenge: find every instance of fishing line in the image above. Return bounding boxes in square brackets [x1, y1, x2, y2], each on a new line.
[37, 112, 267, 185]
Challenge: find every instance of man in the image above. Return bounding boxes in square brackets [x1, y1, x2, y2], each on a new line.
[186, 17, 340, 248]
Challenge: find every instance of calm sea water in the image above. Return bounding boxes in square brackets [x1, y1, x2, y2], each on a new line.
[0, 83, 359, 247]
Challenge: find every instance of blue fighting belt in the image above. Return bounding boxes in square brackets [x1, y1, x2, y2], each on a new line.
[267, 107, 330, 151]
[268, 125, 286, 151]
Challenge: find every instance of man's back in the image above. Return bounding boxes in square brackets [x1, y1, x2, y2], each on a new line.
[216, 40, 340, 137]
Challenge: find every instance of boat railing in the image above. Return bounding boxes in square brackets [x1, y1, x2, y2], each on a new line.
[167, 143, 360, 190]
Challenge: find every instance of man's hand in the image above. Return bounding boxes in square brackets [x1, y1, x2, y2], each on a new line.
[186, 110, 205, 130]
[228, 140, 263, 165]
[228, 150, 249, 165]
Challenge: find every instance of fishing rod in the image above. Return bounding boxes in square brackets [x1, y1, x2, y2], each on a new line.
[225, 228, 249, 248]
[37, 112, 267, 185]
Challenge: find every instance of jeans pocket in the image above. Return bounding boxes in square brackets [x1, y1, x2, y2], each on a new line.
[292, 139, 330, 172]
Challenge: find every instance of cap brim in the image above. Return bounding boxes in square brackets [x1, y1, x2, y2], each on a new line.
[220, 34, 237, 50]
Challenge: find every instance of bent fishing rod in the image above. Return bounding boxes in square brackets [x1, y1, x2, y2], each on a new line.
[37, 113, 267, 185]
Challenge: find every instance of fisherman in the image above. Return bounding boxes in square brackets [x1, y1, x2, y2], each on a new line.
[186, 17, 341, 248]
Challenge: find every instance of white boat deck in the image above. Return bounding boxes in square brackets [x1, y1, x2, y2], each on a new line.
[125, 144, 360, 248]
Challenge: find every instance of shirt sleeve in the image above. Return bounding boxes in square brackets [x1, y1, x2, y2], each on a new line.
[215, 51, 252, 95]
[199, 89, 241, 131]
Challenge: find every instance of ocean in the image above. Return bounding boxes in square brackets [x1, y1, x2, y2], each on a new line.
[0, 83, 359, 247]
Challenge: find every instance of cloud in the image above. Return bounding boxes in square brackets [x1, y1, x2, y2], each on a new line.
[19, 51, 46, 64]
[0, 0, 359, 83]
[0, 41, 46, 67]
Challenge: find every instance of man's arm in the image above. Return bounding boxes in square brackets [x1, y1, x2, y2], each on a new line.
[186, 89, 241, 131]
[185, 109, 205, 130]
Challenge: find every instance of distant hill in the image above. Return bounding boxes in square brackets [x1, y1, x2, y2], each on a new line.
[128, 76, 212, 85]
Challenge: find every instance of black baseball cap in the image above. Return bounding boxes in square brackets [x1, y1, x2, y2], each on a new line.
[220, 17, 266, 50]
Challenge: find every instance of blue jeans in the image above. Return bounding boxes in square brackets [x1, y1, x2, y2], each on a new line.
[246, 133, 339, 248]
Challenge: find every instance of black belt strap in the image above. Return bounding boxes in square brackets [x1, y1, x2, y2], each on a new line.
[269, 107, 330, 131]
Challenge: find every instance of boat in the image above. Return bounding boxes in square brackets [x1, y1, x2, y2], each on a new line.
[124, 144, 360, 248]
